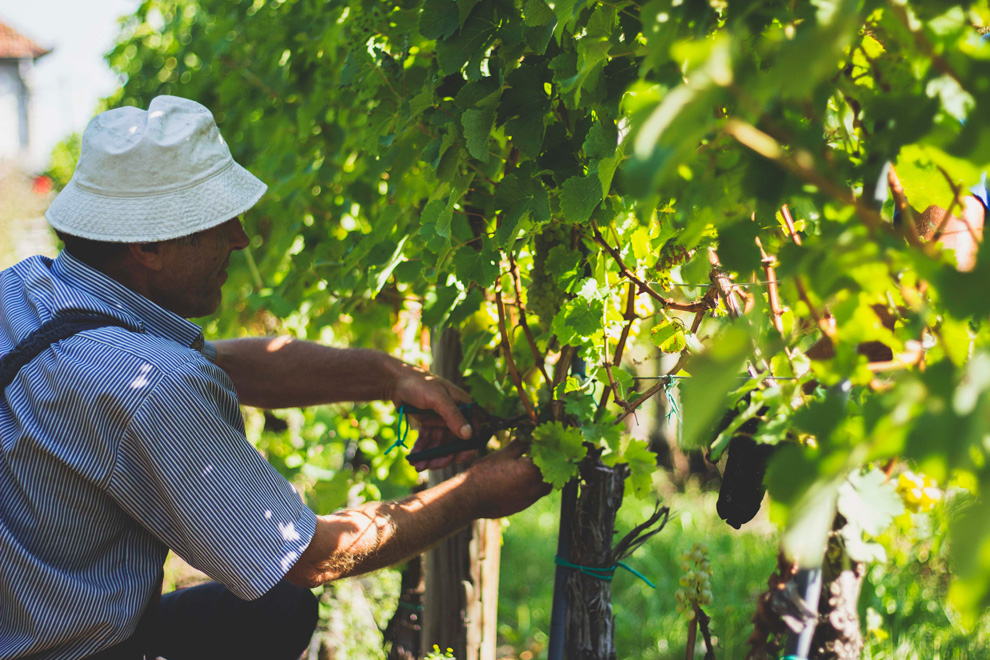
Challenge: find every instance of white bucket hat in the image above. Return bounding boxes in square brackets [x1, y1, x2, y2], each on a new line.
[46, 95, 267, 243]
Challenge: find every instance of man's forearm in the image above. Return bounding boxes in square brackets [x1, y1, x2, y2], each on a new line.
[285, 470, 476, 587]
[212, 337, 405, 408]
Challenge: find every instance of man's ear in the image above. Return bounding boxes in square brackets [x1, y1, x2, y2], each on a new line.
[127, 242, 166, 271]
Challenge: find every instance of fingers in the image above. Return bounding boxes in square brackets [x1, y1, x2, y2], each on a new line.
[395, 372, 474, 440]
[406, 420, 458, 471]
[428, 386, 473, 440]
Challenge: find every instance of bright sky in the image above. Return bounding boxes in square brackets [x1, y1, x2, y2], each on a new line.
[0, 0, 139, 168]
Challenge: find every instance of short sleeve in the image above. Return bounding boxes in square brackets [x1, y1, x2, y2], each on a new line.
[108, 357, 317, 600]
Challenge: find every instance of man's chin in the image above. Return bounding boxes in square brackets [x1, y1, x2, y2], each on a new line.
[184, 293, 223, 320]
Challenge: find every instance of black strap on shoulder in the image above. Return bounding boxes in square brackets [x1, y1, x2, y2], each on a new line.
[0, 312, 135, 391]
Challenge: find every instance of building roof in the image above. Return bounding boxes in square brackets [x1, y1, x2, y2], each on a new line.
[0, 18, 51, 60]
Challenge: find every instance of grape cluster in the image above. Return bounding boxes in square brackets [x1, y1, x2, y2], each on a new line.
[654, 241, 690, 290]
[896, 471, 942, 513]
[674, 542, 713, 620]
[527, 224, 571, 327]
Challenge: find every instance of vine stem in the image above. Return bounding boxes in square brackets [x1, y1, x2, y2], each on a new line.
[887, 164, 923, 247]
[708, 249, 763, 377]
[495, 277, 538, 423]
[755, 237, 785, 336]
[508, 251, 551, 388]
[686, 611, 698, 660]
[598, 283, 638, 413]
[593, 227, 710, 313]
[780, 205, 803, 245]
[612, 289, 714, 425]
[613, 296, 716, 424]
[794, 275, 835, 340]
[755, 236, 802, 378]
[697, 607, 716, 660]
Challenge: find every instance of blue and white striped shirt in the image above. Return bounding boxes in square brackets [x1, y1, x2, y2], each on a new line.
[0, 252, 317, 660]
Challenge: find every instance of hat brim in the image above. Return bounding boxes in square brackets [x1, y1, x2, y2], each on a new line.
[46, 161, 267, 243]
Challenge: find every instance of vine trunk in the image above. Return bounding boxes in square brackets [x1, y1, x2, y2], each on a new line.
[564, 455, 629, 660]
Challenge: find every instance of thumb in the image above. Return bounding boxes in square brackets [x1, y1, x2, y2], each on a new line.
[427, 393, 474, 440]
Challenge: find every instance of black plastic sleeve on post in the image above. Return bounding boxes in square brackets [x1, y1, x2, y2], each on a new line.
[782, 567, 823, 660]
[547, 479, 578, 660]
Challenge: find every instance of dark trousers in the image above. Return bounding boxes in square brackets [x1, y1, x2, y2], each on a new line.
[85, 580, 319, 660]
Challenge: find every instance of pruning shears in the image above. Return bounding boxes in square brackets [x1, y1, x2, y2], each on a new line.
[401, 403, 531, 463]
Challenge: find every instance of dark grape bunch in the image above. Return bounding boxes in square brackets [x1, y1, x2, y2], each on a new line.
[711, 394, 776, 530]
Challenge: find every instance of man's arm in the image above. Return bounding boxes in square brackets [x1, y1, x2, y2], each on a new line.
[212, 337, 474, 444]
[284, 442, 548, 588]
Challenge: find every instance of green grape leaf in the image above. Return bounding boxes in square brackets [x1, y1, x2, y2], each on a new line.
[419, 0, 460, 40]
[596, 146, 625, 200]
[588, 421, 624, 464]
[368, 235, 410, 295]
[309, 469, 356, 513]
[894, 144, 985, 212]
[422, 196, 455, 239]
[622, 438, 658, 499]
[837, 468, 904, 537]
[840, 529, 888, 564]
[552, 297, 604, 345]
[560, 174, 602, 224]
[462, 103, 497, 162]
[523, 0, 555, 27]
[451, 240, 500, 288]
[583, 120, 617, 160]
[531, 421, 588, 488]
[494, 173, 550, 247]
[457, 0, 481, 26]
[544, 244, 583, 292]
[525, 23, 555, 55]
[679, 326, 752, 449]
[781, 478, 842, 569]
[435, 5, 499, 78]
[409, 86, 436, 118]
[650, 319, 687, 353]
[559, 38, 610, 105]
[500, 65, 551, 157]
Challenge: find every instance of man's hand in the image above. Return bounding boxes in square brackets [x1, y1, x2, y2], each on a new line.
[285, 440, 549, 588]
[463, 441, 551, 519]
[387, 361, 481, 471]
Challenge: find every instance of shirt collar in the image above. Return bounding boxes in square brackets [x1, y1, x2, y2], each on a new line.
[50, 250, 206, 350]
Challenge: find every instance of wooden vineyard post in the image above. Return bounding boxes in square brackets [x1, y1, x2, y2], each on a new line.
[422, 327, 502, 660]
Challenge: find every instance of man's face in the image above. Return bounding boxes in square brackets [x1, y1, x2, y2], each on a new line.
[152, 217, 250, 318]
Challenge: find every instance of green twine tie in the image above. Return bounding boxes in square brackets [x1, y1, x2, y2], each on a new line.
[384, 405, 411, 454]
[385, 402, 474, 455]
[554, 556, 656, 589]
[663, 379, 681, 423]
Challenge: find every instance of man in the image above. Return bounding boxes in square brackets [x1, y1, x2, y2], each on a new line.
[0, 96, 547, 659]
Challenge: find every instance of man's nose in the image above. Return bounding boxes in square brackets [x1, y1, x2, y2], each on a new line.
[226, 217, 250, 250]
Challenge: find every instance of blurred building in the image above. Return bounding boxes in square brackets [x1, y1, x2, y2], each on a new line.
[0, 18, 51, 168]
